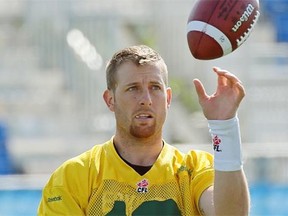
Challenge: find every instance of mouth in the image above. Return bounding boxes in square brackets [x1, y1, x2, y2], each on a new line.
[135, 113, 153, 119]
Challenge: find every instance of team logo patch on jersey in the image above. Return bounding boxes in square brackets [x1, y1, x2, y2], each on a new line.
[213, 135, 222, 152]
[136, 179, 149, 193]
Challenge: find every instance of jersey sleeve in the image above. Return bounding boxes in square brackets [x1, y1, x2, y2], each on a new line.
[38, 184, 85, 216]
[37, 151, 93, 216]
[188, 150, 214, 214]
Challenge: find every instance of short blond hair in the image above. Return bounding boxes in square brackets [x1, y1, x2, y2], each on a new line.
[106, 45, 168, 91]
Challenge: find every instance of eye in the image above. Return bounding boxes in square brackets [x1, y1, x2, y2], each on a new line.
[151, 85, 161, 90]
[127, 86, 137, 92]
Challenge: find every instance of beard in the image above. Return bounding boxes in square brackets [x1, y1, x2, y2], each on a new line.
[129, 124, 157, 138]
[113, 103, 166, 139]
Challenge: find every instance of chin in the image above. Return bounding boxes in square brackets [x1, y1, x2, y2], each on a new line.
[130, 126, 156, 139]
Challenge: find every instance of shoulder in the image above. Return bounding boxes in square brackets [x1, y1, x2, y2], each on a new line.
[47, 139, 111, 187]
[163, 142, 213, 167]
[38, 139, 113, 213]
[183, 149, 214, 178]
[162, 142, 214, 178]
[186, 150, 213, 168]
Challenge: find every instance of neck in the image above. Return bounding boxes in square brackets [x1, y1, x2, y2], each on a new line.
[113, 134, 163, 166]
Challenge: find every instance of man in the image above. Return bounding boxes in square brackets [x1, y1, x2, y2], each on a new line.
[38, 45, 249, 215]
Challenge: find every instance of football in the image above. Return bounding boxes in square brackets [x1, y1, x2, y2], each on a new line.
[187, 0, 260, 60]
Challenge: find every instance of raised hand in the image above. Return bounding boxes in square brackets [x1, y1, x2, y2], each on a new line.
[193, 67, 245, 120]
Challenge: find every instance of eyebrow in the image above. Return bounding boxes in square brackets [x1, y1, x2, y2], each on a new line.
[125, 81, 164, 87]
[124, 82, 139, 87]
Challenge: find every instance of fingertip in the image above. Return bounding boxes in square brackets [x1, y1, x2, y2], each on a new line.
[213, 66, 221, 72]
[193, 78, 202, 87]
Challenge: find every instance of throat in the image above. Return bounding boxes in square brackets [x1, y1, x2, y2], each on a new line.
[113, 143, 152, 175]
[122, 158, 152, 176]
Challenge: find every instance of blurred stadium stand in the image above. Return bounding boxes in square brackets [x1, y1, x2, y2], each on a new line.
[0, 0, 287, 187]
[0, 122, 13, 174]
[262, 0, 288, 42]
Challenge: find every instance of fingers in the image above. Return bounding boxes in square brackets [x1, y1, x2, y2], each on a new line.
[213, 67, 242, 86]
[213, 67, 245, 98]
[193, 79, 208, 101]
[193, 67, 245, 102]
[214, 67, 229, 87]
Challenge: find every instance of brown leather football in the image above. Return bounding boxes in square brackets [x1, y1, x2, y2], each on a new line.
[187, 0, 260, 60]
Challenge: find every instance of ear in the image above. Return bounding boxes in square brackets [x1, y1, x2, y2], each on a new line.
[103, 89, 115, 112]
[166, 87, 172, 108]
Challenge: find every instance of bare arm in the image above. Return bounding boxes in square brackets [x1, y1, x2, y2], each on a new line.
[200, 169, 250, 215]
[214, 170, 250, 215]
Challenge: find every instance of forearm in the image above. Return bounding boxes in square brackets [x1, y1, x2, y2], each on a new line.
[214, 169, 250, 215]
[208, 116, 250, 215]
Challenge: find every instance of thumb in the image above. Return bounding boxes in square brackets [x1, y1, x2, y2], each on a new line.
[193, 79, 208, 102]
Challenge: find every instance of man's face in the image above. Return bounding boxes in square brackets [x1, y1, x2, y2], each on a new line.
[104, 62, 172, 139]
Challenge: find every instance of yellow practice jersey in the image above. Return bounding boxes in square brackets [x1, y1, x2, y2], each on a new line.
[38, 138, 214, 215]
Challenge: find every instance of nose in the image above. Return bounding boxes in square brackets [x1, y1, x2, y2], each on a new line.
[139, 89, 152, 106]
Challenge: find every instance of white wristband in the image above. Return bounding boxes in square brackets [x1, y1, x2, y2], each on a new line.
[208, 116, 243, 171]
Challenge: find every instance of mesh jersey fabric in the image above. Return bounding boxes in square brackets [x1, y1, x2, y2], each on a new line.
[38, 138, 214, 216]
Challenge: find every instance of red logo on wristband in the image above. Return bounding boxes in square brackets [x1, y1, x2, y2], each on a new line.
[213, 135, 222, 152]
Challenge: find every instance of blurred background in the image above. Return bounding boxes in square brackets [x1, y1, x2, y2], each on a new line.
[0, 0, 287, 215]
